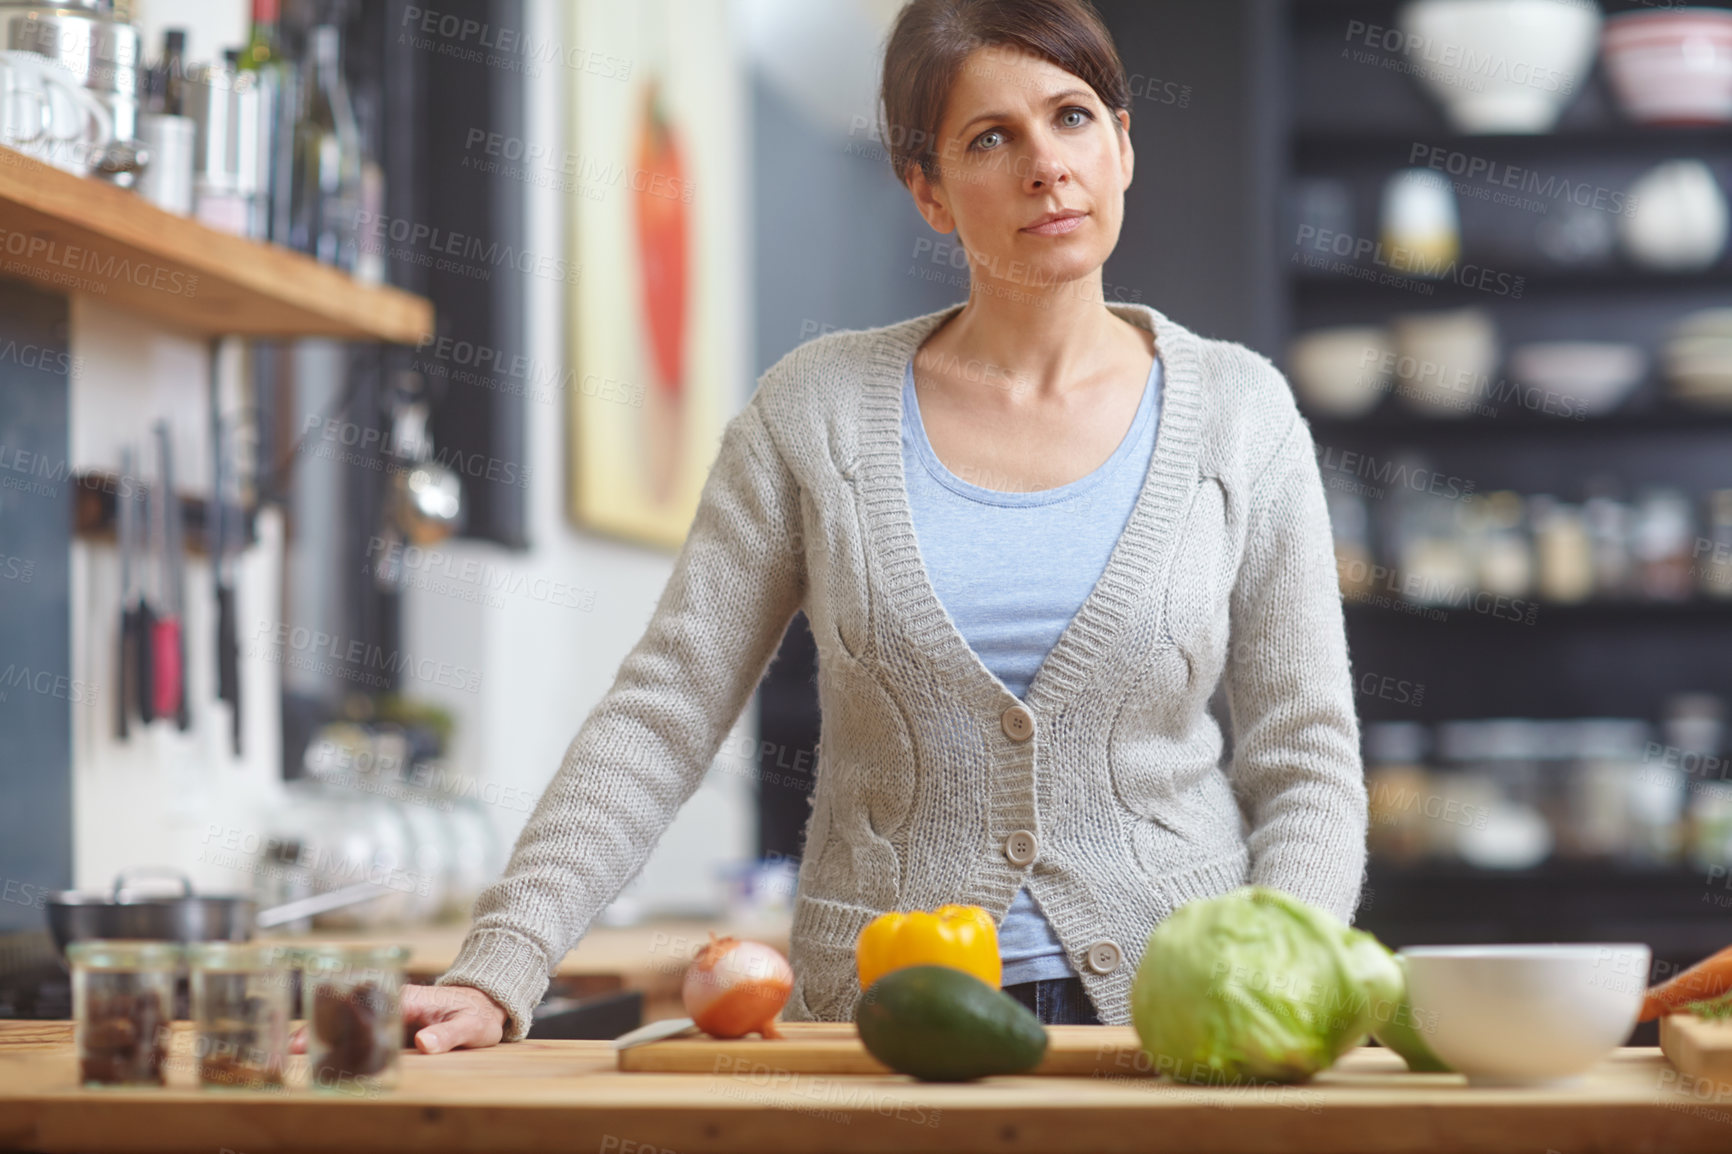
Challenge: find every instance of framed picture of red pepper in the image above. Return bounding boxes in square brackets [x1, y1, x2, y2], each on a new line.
[567, 0, 748, 549]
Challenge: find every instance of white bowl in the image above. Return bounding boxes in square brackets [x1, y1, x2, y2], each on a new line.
[1604, 9, 1732, 125]
[1621, 159, 1730, 272]
[1402, 943, 1650, 1087]
[1390, 307, 1500, 418]
[1397, 0, 1602, 133]
[1508, 341, 1649, 416]
[1288, 327, 1395, 417]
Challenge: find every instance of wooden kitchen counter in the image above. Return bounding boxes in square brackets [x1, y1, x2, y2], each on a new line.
[2, 1021, 1729, 1154]
[259, 913, 792, 1021]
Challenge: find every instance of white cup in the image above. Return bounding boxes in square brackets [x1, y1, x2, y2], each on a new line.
[0, 48, 113, 175]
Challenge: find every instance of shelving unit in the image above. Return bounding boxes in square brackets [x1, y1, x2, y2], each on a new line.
[1281, 1, 1732, 966]
[0, 145, 433, 343]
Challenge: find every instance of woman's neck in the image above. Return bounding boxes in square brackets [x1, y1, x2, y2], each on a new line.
[917, 282, 1150, 404]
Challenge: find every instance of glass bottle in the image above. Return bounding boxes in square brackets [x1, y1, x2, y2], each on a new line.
[1475, 490, 1533, 598]
[291, 25, 362, 270]
[1633, 487, 1696, 602]
[149, 28, 188, 117]
[1364, 721, 1433, 862]
[239, 0, 280, 71]
[1327, 488, 1375, 602]
[1531, 495, 1594, 604]
[1583, 481, 1633, 600]
[1699, 490, 1732, 599]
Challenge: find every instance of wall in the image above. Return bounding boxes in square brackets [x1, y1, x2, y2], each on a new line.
[395, 0, 757, 922]
[0, 283, 74, 932]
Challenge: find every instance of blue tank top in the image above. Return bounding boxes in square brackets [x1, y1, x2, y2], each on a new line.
[900, 351, 1163, 983]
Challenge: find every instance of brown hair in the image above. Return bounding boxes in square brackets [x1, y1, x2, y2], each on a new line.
[878, 0, 1131, 189]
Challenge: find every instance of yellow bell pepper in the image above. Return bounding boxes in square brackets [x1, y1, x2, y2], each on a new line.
[855, 903, 1002, 991]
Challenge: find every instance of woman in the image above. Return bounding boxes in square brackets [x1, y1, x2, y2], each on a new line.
[395, 0, 1366, 1052]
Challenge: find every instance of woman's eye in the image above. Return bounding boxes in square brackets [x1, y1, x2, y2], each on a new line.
[1060, 107, 1092, 128]
[971, 129, 1004, 152]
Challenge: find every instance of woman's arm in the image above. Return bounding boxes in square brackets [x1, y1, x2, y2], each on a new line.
[434, 396, 807, 1041]
[1223, 412, 1368, 924]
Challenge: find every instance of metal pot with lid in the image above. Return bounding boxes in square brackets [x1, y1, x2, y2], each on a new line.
[45, 866, 397, 961]
[2, 0, 145, 183]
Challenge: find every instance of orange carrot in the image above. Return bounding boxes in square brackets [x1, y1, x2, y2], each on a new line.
[1641, 945, 1732, 1021]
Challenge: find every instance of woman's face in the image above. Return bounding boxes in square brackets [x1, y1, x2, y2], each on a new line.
[909, 45, 1133, 296]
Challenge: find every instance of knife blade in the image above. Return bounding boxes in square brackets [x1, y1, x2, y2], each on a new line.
[154, 421, 192, 730]
[116, 446, 135, 740]
[135, 452, 156, 724]
[151, 422, 184, 725]
[214, 415, 241, 757]
[611, 1016, 699, 1051]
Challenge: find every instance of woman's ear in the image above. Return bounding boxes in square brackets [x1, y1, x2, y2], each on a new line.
[1116, 108, 1133, 191]
[908, 164, 956, 235]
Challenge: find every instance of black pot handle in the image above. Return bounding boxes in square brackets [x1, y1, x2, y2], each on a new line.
[111, 866, 195, 901]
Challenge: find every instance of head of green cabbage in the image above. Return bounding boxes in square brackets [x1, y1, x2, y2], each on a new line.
[1130, 886, 1404, 1085]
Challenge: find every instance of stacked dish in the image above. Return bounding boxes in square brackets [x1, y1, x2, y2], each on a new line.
[1603, 8, 1732, 125]
[1663, 308, 1732, 409]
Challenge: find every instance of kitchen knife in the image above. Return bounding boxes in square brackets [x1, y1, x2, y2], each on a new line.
[151, 422, 186, 726]
[135, 452, 156, 725]
[115, 446, 135, 740]
[611, 1016, 699, 1051]
[213, 416, 241, 756]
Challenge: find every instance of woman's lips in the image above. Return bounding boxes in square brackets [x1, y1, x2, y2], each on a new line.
[1023, 212, 1087, 236]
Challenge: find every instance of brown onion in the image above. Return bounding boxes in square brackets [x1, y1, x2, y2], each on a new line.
[682, 933, 793, 1039]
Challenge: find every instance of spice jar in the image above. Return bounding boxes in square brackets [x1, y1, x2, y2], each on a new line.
[1633, 487, 1696, 602]
[1531, 495, 1594, 604]
[1364, 721, 1434, 862]
[1699, 490, 1732, 599]
[298, 944, 410, 1093]
[188, 942, 292, 1090]
[68, 940, 181, 1088]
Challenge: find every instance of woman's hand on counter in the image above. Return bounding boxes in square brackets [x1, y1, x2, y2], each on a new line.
[399, 984, 511, 1052]
[287, 983, 511, 1055]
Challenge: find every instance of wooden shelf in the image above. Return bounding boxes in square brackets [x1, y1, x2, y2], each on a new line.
[1307, 404, 1732, 437]
[1293, 122, 1732, 163]
[1345, 597, 1732, 624]
[0, 145, 432, 343]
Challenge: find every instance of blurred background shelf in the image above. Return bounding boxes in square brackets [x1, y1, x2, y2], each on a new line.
[1310, 407, 1732, 436]
[0, 144, 433, 343]
[1344, 598, 1732, 622]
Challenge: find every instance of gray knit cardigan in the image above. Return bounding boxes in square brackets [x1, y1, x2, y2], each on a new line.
[436, 301, 1368, 1041]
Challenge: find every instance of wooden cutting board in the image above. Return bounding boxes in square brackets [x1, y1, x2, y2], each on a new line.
[1660, 1013, 1732, 1088]
[618, 1020, 1159, 1076]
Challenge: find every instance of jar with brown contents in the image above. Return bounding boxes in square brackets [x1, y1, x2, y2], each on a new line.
[189, 942, 293, 1090]
[67, 941, 180, 1088]
[298, 943, 409, 1092]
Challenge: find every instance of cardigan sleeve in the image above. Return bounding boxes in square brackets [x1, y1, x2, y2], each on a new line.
[434, 396, 807, 1041]
[1221, 411, 1368, 924]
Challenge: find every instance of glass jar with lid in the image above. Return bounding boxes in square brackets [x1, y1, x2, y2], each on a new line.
[187, 942, 293, 1090]
[298, 943, 410, 1093]
[67, 940, 181, 1088]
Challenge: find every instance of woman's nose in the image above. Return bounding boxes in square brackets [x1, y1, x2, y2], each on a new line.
[1023, 148, 1069, 191]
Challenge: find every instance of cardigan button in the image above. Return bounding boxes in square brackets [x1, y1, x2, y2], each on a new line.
[1001, 705, 1034, 742]
[1084, 941, 1123, 975]
[1003, 830, 1038, 866]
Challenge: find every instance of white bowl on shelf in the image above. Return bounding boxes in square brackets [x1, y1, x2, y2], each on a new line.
[1288, 326, 1395, 417]
[1396, 0, 1601, 133]
[1604, 8, 1732, 125]
[1390, 307, 1500, 418]
[1508, 341, 1649, 416]
[1621, 159, 1729, 272]
[1665, 310, 1732, 406]
[1401, 943, 1651, 1087]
